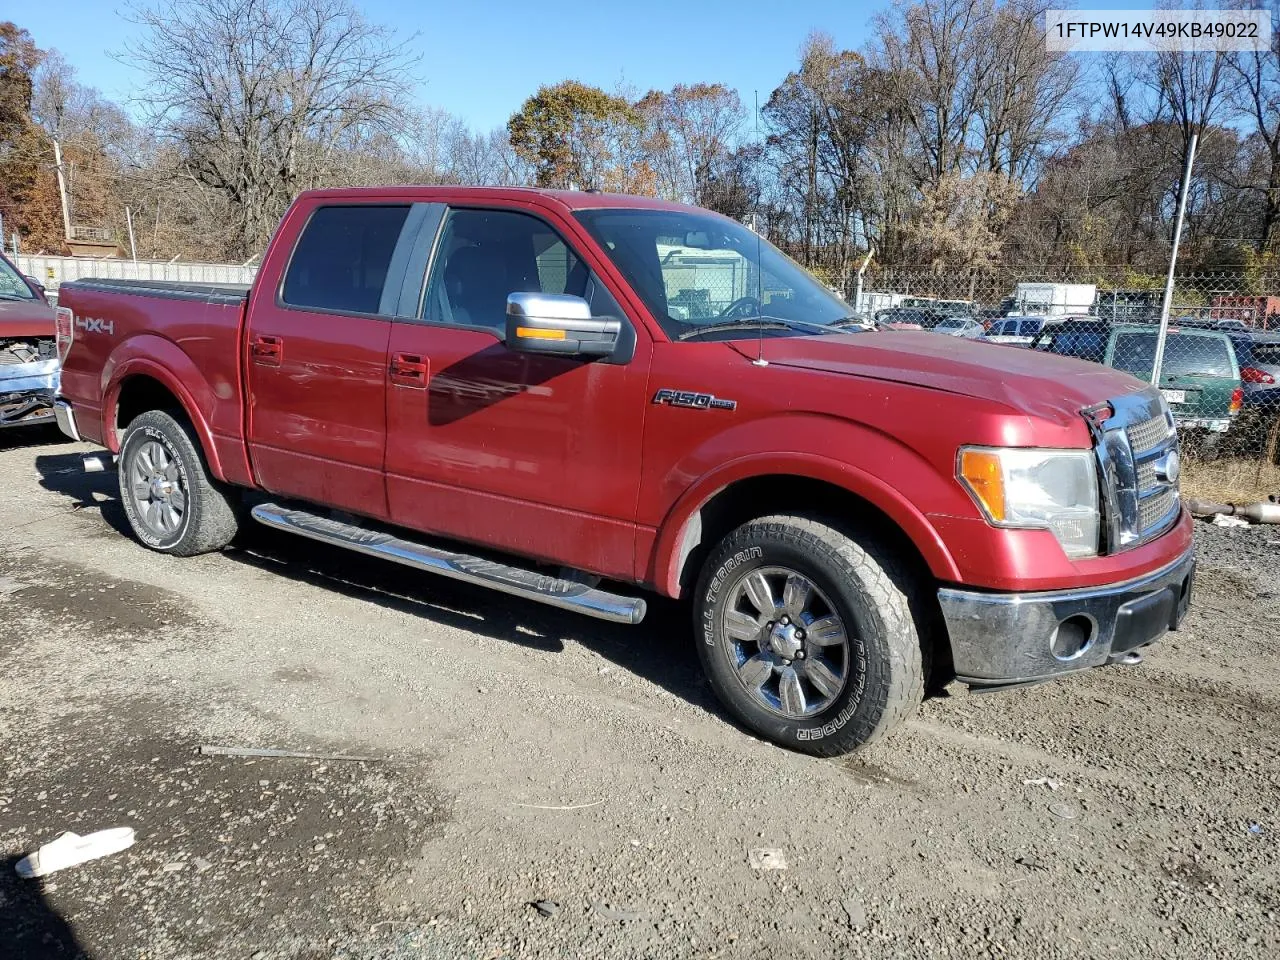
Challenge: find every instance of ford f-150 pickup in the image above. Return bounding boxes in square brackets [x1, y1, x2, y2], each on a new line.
[52, 187, 1195, 755]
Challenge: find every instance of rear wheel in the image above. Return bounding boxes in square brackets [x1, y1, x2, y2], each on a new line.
[117, 409, 240, 556]
[693, 515, 924, 756]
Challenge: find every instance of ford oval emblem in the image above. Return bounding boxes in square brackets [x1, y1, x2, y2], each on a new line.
[1154, 449, 1181, 485]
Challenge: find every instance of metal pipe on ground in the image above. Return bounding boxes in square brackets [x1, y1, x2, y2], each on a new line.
[1185, 499, 1280, 523]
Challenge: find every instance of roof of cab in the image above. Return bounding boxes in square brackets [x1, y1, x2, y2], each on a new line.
[293, 185, 708, 215]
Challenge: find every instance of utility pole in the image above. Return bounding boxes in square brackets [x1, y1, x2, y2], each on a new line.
[1151, 134, 1198, 387]
[125, 207, 138, 263]
[52, 139, 72, 243]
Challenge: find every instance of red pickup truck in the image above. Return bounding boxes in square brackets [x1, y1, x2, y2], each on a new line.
[53, 187, 1195, 754]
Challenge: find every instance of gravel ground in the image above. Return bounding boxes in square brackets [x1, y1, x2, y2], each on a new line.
[1, 428, 1277, 960]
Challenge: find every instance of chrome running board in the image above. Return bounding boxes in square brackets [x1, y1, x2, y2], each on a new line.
[250, 503, 647, 625]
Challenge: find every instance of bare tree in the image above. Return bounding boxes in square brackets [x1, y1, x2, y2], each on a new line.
[638, 83, 745, 205]
[126, 0, 418, 258]
[1230, 0, 1280, 247]
[977, 0, 1079, 182]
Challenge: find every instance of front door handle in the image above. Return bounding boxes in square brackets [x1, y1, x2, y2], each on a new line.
[390, 352, 429, 388]
[251, 335, 283, 366]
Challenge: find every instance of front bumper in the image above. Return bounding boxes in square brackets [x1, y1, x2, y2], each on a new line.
[939, 548, 1195, 689]
[0, 359, 60, 429]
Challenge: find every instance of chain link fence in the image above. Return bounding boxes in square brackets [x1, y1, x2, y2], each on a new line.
[840, 267, 1280, 502]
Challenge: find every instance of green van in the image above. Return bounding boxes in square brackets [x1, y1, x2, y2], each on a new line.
[1104, 325, 1243, 432]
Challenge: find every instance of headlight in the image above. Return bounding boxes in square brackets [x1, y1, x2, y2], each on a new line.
[958, 447, 1100, 559]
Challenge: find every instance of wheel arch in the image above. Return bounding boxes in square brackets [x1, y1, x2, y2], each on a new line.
[652, 457, 962, 601]
[106, 360, 225, 482]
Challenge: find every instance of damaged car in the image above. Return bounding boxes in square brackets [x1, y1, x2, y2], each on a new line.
[0, 250, 59, 431]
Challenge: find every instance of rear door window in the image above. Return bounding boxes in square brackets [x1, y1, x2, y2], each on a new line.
[282, 205, 412, 314]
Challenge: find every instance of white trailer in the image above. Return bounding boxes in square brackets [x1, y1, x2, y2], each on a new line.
[854, 290, 904, 315]
[1003, 283, 1096, 317]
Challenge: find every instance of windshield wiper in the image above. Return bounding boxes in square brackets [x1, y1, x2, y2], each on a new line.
[676, 315, 838, 341]
[828, 314, 873, 329]
[0, 293, 31, 302]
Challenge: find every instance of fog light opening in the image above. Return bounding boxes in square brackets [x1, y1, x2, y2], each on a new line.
[1050, 615, 1096, 662]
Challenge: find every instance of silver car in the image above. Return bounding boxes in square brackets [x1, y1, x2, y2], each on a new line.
[983, 315, 1046, 346]
[933, 317, 985, 338]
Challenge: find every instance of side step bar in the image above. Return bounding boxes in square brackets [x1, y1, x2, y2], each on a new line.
[250, 503, 647, 625]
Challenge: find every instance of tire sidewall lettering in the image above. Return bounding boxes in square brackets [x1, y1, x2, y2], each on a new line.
[698, 535, 877, 745]
[122, 424, 191, 549]
[701, 546, 763, 646]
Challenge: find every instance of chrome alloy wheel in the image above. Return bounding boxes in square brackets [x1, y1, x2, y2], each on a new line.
[720, 566, 851, 719]
[127, 439, 187, 538]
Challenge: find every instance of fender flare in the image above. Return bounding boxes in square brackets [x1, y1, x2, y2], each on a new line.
[650, 451, 962, 598]
[102, 338, 226, 482]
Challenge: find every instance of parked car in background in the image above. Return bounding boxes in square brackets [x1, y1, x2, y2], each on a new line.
[1104, 326, 1242, 433]
[1213, 318, 1252, 332]
[1222, 386, 1280, 462]
[1029, 317, 1113, 361]
[1, 249, 59, 431]
[934, 317, 984, 338]
[1227, 331, 1280, 393]
[984, 316, 1046, 346]
[874, 307, 928, 330]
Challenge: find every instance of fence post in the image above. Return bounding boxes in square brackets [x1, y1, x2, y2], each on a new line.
[1152, 133, 1198, 386]
[854, 249, 873, 312]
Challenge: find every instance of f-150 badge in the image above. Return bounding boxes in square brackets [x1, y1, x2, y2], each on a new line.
[652, 388, 737, 411]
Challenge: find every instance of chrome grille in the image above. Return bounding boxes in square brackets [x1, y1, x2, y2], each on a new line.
[1126, 413, 1173, 455]
[1093, 390, 1181, 551]
[1140, 488, 1178, 531]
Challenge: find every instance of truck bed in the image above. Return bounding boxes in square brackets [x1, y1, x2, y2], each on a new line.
[58, 276, 255, 486]
[65, 277, 251, 304]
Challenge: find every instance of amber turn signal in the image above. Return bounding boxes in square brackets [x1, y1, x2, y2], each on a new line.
[958, 448, 1007, 523]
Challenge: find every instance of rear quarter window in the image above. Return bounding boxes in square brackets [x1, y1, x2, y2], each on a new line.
[282, 205, 412, 314]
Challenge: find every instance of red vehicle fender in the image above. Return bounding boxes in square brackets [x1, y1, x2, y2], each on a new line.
[647, 446, 963, 598]
[101, 337, 231, 482]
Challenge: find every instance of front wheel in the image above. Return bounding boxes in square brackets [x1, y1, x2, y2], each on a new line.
[117, 409, 241, 556]
[693, 515, 924, 756]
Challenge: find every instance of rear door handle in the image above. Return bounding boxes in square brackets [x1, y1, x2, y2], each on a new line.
[390, 352, 429, 388]
[251, 335, 283, 366]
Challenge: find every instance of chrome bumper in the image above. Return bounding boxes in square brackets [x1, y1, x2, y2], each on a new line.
[53, 399, 82, 441]
[939, 550, 1196, 689]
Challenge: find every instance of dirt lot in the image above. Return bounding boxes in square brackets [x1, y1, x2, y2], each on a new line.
[1, 428, 1277, 960]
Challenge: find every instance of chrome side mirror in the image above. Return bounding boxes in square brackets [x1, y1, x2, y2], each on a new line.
[505, 292, 623, 359]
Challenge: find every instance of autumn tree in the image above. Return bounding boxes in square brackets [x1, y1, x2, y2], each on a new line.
[0, 22, 62, 250]
[508, 80, 648, 192]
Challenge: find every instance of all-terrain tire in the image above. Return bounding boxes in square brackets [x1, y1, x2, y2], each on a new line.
[117, 409, 241, 556]
[693, 515, 925, 756]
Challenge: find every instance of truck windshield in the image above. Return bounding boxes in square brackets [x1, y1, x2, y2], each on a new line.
[0, 256, 37, 301]
[573, 208, 852, 340]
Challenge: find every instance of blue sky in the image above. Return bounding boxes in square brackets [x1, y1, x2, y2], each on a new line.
[16, 0, 884, 131]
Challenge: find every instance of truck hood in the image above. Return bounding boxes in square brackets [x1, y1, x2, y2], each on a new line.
[0, 297, 56, 338]
[731, 332, 1146, 427]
